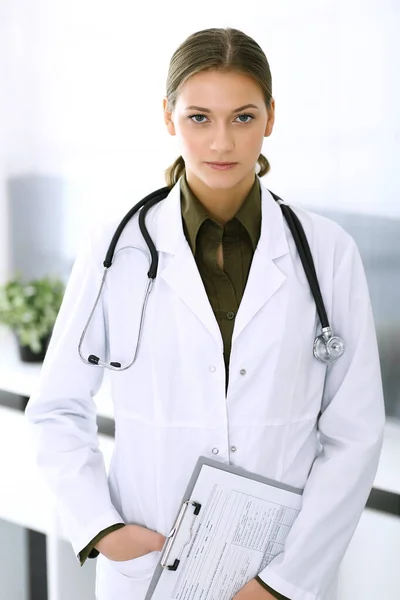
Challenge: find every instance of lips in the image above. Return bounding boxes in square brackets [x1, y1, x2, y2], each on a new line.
[206, 162, 237, 166]
[205, 161, 238, 171]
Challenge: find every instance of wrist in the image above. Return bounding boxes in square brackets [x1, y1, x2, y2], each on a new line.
[146, 530, 165, 553]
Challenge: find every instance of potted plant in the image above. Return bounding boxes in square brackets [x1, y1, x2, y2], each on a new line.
[0, 275, 65, 362]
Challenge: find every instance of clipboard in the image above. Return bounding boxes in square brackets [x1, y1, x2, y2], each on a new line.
[145, 456, 303, 600]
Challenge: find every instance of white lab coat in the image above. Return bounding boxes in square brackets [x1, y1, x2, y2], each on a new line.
[26, 176, 385, 600]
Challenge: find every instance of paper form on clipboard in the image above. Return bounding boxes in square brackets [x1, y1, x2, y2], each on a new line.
[145, 456, 303, 600]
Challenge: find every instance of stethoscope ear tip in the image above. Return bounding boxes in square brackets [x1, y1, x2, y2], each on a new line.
[86, 354, 121, 368]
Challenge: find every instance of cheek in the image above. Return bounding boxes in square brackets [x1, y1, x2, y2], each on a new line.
[243, 127, 267, 157]
[176, 125, 204, 156]
[246, 123, 266, 144]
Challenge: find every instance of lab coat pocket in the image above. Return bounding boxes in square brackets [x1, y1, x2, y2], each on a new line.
[107, 550, 160, 580]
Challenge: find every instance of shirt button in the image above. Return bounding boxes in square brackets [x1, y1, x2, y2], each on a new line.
[230, 446, 237, 453]
[240, 369, 247, 376]
[226, 311, 236, 320]
[212, 447, 219, 455]
[209, 366, 216, 373]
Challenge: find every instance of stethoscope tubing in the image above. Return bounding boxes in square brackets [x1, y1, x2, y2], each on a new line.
[79, 185, 344, 369]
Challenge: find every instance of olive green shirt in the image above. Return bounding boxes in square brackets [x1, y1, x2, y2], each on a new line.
[78, 175, 288, 599]
[180, 174, 261, 383]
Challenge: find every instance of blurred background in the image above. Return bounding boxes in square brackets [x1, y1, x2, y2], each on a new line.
[0, 0, 399, 598]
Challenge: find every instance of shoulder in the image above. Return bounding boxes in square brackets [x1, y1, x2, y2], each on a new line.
[262, 183, 358, 272]
[285, 202, 361, 277]
[81, 186, 171, 272]
[281, 201, 371, 318]
[84, 209, 147, 266]
[89, 185, 174, 248]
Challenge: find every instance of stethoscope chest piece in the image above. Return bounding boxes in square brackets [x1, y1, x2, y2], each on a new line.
[313, 327, 345, 365]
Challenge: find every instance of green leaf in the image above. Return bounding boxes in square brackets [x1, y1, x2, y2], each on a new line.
[0, 275, 66, 353]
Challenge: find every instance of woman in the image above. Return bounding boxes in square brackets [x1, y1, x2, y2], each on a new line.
[26, 27, 385, 600]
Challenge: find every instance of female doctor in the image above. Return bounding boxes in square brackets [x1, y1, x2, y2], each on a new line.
[26, 27, 385, 600]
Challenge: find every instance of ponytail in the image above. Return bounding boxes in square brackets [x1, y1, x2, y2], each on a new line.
[257, 153, 271, 177]
[164, 156, 186, 189]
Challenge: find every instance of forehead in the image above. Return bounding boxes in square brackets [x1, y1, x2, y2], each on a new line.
[176, 70, 265, 108]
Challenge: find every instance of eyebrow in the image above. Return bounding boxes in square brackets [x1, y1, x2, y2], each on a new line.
[184, 104, 260, 113]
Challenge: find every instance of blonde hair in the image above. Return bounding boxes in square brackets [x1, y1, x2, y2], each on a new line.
[164, 28, 273, 188]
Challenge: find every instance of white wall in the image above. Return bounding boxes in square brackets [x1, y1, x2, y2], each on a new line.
[0, 0, 399, 269]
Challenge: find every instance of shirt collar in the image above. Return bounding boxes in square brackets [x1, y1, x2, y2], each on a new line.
[180, 174, 261, 253]
[234, 177, 261, 250]
[180, 175, 209, 254]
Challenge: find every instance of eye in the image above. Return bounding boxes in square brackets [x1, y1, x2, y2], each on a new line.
[235, 114, 254, 123]
[188, 113, 254, 124]
[189, 114, 208, 124]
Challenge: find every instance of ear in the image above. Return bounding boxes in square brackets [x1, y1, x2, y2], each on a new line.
[264, 97, 275, 137]
[163, 97, 176, 136]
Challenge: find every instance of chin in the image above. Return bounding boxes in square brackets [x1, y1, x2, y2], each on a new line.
[196, 166, 250, 189]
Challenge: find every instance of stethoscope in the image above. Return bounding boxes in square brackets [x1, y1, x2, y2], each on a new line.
[78, 185, 345, 371]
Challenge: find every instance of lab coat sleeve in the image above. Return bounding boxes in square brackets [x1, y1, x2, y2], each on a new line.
[257, 237, 385, 600]
[25, 225, 124, 560]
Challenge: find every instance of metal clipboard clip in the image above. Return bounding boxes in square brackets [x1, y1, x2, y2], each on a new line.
[160, 500, 201, 572]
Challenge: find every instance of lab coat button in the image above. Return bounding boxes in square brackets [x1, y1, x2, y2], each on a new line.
[230, 446, 237, 453]
[240, 369, 247, 376]
[212, 447, 219, 455]
[209, 366, 216, 372]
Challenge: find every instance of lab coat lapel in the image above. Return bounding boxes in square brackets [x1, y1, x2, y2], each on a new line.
[232, 182, 290, 344]
[155, 181, 223, 350]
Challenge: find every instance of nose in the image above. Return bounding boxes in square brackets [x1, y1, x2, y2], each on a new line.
[209, 124, 235, 155]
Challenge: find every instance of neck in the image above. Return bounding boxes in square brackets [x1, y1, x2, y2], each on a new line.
[185, 170, 257, 225]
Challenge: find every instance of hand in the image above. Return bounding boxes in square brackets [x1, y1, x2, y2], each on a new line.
[95, 524, 166, 562]
[233, 578, 277, 599]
